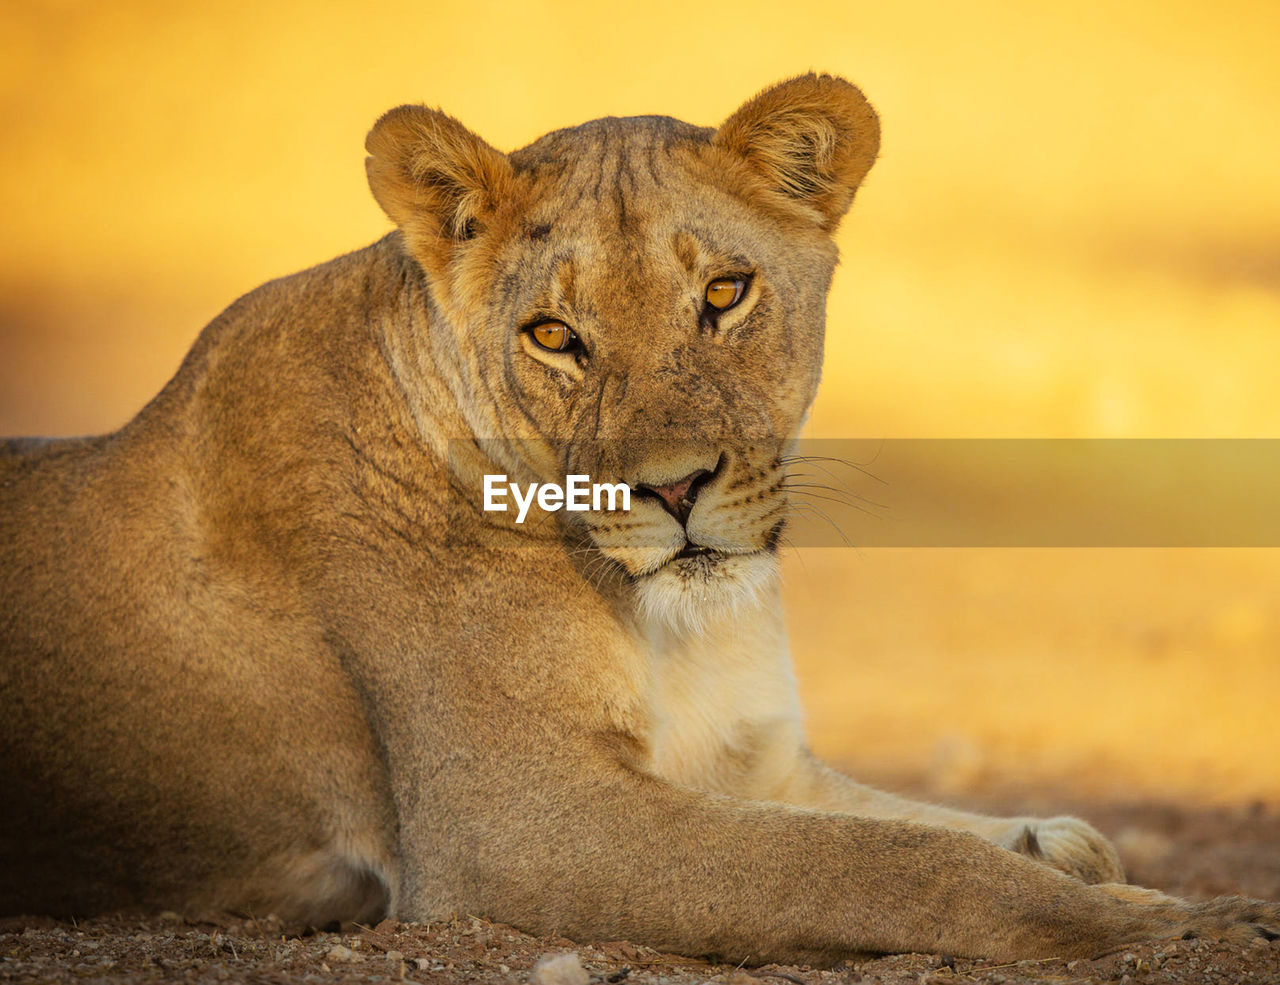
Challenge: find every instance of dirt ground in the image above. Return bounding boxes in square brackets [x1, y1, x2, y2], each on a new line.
[3, 781, 1277, 985]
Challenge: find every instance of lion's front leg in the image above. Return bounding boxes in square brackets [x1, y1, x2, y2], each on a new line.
[767, 750, 1124, 884]
[404, 742, 1279, 965]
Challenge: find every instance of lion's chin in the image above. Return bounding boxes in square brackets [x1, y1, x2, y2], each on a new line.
[632, 549, 779, 637]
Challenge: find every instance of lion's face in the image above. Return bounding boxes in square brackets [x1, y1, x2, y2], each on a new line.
[365, 76, 879, 626]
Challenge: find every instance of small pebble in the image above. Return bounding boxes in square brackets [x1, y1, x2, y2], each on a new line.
[325, 944, 362, 963]
[531, 952, 590, 985]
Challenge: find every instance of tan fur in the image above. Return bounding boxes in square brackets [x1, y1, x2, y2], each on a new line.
[1, 74, 1277, 963]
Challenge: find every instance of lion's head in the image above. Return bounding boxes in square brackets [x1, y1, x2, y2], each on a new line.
[364, 75, 879, 629]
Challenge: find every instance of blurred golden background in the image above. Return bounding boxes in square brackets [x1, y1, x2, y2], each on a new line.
[2, 1, 1277, 803]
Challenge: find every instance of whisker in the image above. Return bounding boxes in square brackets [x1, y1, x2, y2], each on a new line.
[771, 531, 810, 575]
[780, 449, 888, 485]
[780, 480, 889, 513]
[785, 501, 854, 548]
[784, 488, 886, 519]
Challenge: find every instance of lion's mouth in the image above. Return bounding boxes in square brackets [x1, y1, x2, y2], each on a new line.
[663, 542, 765, 573]
[612, 533, 781, 581]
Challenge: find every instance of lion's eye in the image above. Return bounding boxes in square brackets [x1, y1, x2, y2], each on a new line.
[705, 278, 746, 311]
[528, 321, 580, 353]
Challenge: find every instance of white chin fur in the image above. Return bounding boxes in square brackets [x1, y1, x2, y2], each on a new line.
[633, 551, 779, 637]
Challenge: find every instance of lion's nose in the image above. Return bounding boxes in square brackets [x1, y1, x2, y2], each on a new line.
[637, 468, 713, 526]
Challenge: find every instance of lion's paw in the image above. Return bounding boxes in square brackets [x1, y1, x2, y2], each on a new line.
[1004, 815, 1125, 885]
[1167, 895, 1280, 944]
[1096, 885, 1280, 946]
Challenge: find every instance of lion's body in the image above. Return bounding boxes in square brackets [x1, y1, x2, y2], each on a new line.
[0, 250, 404, 922]
[2, 76, 1277, 963]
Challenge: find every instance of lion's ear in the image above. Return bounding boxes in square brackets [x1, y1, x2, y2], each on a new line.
[714, 74, 880, 232]
[365, 105, 515, 265]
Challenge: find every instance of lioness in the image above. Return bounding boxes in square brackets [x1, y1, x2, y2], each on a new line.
[1, 74, 1276, 964]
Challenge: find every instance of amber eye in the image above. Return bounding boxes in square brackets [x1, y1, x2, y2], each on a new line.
[705, 278, 746, 311]
[528, 321, 580, 353]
